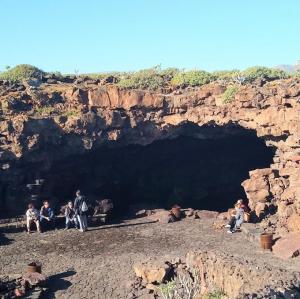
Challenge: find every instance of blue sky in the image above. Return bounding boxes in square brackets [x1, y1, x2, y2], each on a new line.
[1, 0, 299, 73]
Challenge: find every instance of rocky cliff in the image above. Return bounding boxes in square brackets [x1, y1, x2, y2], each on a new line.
[0, 77, 300, 233]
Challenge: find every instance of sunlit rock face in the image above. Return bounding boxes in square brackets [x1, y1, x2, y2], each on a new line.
[0, 78, 300, 230]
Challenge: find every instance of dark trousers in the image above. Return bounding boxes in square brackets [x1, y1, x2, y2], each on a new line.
[40, 218, 55, 231]
[228, 217, 236, 231]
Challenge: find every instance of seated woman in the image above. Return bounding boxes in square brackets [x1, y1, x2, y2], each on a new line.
[226, 201, 244, 234]
[237, 199, 250, 213]
[65, 201, 78, 229]
[26, 203, 41, 234]
[40, 200, 55, 231]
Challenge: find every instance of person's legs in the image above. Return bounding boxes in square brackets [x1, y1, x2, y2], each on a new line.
[65, 217, 71, 229]
[50, 218, 56, 230]
[230, 218, 236, 231]
[225, 216, 235, 228]
[35, 220, 41, 233]
[27, 219, 32, 233]
[227, 217, 237, 233]
[235, 219, 244, 231]
[82, 215, 88, 231]
[40, 218, 46, 231]
[74, 217, 79, 229]
[77, 215, 84, 232]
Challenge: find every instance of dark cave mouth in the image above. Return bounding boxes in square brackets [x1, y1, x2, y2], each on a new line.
[39, 124, 274, 215]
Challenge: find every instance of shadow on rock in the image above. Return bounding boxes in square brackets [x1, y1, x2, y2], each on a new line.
[42, 270, 76, 299]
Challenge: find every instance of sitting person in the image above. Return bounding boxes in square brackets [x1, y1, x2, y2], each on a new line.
[226, 201, 244, 234]
[40, 200, 55, 231]
[26, 203, 41, 234]
[65, 201, 78, 229]
[237, 199, 250, 213]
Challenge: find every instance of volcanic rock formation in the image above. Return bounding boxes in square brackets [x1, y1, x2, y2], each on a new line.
[0, 77, 300, 233]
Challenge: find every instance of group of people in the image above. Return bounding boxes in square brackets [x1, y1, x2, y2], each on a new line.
[26, 190, 89, 234]
[26, 191, 249, 235]
[225, 199, 250, 234]
[26, 200, 55, 233]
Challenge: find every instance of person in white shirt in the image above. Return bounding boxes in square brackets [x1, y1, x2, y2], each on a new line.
[26, 203, 41, 234]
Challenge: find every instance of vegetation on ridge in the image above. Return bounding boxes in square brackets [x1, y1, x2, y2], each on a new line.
[0, 64, 299, 90]
[0, 64, 45, 82]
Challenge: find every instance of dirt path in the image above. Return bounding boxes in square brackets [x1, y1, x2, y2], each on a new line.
[1, 218, 300, 298]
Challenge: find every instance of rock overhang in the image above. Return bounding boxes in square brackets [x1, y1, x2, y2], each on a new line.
[0, 78, 300, 232]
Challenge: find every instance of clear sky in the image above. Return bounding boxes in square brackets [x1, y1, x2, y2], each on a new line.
[1, 0, 299, 73]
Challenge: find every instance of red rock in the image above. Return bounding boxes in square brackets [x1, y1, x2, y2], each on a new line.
[133, 261, 170, 283]
[149, 210, 175, 223]
[196, 210, 219, 219]
[184, 208, 195, 217]
[217, 212, 228, 220]
[272, 233, 300, 259]
[287, 213, 300, 233]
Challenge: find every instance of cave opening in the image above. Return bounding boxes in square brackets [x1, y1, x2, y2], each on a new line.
[39, 124, 274, 215]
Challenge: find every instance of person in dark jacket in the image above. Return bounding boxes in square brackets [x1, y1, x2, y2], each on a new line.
[40, 200, 55, 231]
[74, 190, 88, 232]
[65, 201, 78, 229]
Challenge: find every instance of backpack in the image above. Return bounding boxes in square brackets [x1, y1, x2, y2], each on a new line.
[81, 199, 88, 212]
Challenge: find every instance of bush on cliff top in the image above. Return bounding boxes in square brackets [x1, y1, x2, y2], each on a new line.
[241, 66, 288, 83]
[212, 69, 243, 83]
[0, 64, 45, 82]
[171, 70, 214, 87]
[117, 66, 179, 90]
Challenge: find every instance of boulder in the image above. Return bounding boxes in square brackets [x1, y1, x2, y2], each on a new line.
[184, 208, 195, 217]
[217, 212, 228, 220]
[94, 199, 114, 214]
[254, 202, 268, 219]
[242, 176, 270, 209]
[148, 210, 175, 224]
[196, 210, 219, 219]
[133, 261, 170, 283]
[64, 88, 88, 105]
[272, 233, 300, 259]
[287, 213, 300, 233]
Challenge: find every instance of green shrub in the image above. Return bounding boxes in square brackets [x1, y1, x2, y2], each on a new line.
[171, 70, 214, 87]
[0, 64, 45, 82]
[160, 67, 180, 81]
[222, 85, 239, 103]
[242, 66, 289, 83]
[117, 66, 165, 90]
[62, 109, 81, 117]
[291, 71, 300, 78]
[83, 72, 125, 81]
[157, 280, 176, 299]
[201, 291, 228, 299]
[34, 105, 55, 116]
[212, 70, 241, 82]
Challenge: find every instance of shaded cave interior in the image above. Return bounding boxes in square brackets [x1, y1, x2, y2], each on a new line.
[1, 123, 275, 216]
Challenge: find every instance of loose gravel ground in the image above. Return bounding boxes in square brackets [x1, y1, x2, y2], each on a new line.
[1, 218, 300, 299]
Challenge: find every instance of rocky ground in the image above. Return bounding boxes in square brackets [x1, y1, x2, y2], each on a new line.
[1, 217, 300, 299]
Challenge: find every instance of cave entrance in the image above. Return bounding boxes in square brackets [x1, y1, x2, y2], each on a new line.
[44, 124, 274, 214]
